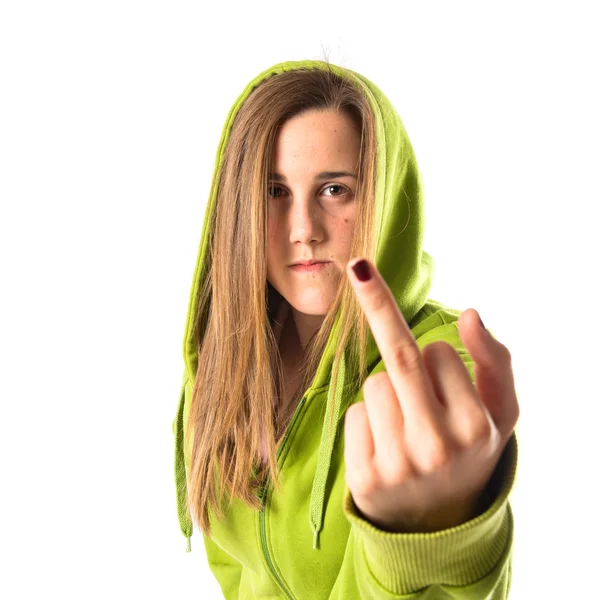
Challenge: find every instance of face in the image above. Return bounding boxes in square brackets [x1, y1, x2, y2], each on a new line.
[266, 108, 360, 316]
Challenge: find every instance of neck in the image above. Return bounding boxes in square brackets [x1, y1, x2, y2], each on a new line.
[289, 306, 325, 352]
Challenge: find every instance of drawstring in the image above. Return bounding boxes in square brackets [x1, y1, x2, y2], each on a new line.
[309, 350, 346, 550]
[174, 372, 193, 552]
[174, 349, 348, 554]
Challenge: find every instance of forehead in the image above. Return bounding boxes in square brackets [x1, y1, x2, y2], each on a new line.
[271, 109, 360, 174]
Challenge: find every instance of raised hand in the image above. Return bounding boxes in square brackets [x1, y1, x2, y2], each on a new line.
[343, 258, 520, 533]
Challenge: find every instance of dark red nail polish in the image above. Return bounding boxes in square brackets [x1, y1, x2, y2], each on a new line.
[352, 259, 371, 282]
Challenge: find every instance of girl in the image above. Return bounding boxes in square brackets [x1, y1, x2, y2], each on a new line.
[173, 59, 519, 599]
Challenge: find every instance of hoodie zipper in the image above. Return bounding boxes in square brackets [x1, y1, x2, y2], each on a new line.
[258, 394, 307, 600]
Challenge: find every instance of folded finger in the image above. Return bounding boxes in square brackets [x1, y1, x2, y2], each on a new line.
[344, 402, 375, 488]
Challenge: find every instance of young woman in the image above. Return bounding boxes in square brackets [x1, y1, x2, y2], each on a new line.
[172, 59, 520, 599]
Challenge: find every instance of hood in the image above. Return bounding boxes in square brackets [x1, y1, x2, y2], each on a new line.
[173, 59, 435, 552]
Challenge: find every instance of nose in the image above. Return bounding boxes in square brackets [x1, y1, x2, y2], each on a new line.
[289, 200, 324, 245]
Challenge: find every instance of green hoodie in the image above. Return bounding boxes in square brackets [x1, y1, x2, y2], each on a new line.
[172, 59, 519, 599]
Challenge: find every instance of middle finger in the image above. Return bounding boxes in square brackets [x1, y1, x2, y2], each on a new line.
[347, 257, 444, 432]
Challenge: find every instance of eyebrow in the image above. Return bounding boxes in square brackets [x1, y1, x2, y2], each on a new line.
[268, 171, 358, 182]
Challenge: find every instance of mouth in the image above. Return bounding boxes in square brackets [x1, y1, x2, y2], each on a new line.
[289, 261, 332, 273]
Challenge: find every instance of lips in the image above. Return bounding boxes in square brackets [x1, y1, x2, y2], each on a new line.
[290, 260, 330, 266]
[289, 261, 332, 273]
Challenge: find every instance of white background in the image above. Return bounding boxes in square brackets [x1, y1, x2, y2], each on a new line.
[1, 1, 598, 598]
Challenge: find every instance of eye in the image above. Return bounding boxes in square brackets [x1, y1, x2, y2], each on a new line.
[267, 184, 350, 199]
[267, 185, 286, 198]
[322, 184, 349, 197]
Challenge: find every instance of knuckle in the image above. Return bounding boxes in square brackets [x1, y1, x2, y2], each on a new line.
[431, 340, 455, 355]
[460, 412, 493, 446]
[383, 460, 412, 487]
[421, 341, 454, 365]
[349, 467, 378, 498]
[346, 402, 363, 421]
[508, 398, 520, 428]
[513, 399, 521, 422]
[390, 342, 422, 373]
[420, 436, 452, 474]
[369, 288, 389, 313]
[498, 342, 512, 362]
[363, 372, 390, 397]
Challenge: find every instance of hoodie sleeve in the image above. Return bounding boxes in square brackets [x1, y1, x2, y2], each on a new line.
[337, 430, 517, 598]
[202, 532, 244, 600]
[331, 327, 518, 599]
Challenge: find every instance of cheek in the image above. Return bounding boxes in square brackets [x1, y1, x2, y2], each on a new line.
[337, 214, 357, 250]
[267, 218, 277, 243]
[267, 203, 281, 240]
[266, 216, 283, 264]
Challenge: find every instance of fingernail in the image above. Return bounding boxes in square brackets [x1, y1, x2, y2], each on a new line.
[479, 315, 486, 330]
[352, 259, 371, 282]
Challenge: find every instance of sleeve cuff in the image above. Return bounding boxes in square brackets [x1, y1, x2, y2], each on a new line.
[342, 431, 518, 595]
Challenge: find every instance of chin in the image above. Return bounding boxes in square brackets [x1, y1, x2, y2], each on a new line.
[294, 306, 329, 317]
[287, 296, 334, 317]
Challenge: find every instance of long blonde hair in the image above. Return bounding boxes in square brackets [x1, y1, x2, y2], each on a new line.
[186, 62, 379, 536]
